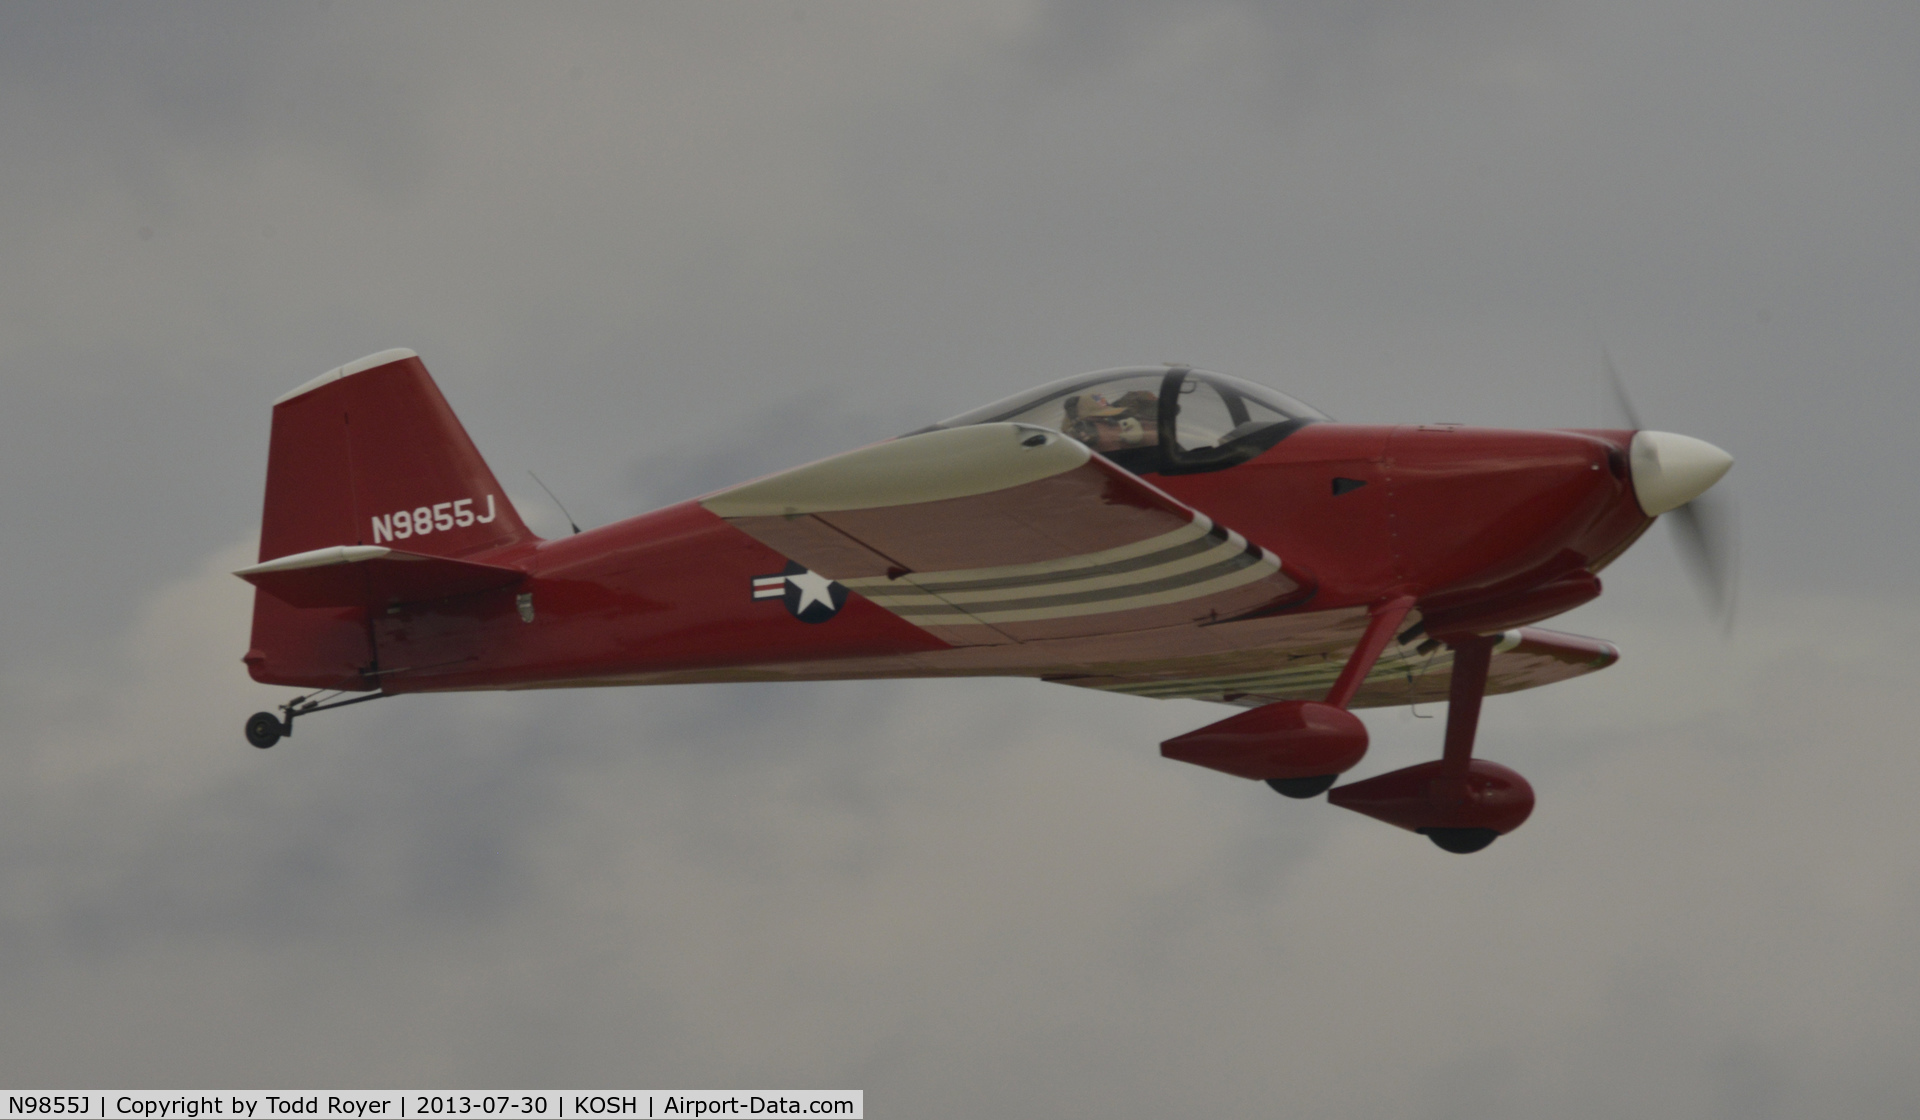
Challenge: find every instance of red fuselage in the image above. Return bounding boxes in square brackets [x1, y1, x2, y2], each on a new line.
[345, 423, 1648, 695]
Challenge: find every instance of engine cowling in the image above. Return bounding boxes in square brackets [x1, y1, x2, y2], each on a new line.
[1160, 700, 1369, 780]
[1327, 759, 1535, 850]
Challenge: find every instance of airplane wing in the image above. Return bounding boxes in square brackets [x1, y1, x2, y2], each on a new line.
[701, 423, 1310, 646]
[1047, 627, 1619, 708]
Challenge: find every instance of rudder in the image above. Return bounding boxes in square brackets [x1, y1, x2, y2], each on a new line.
[244, 348, 537, 689]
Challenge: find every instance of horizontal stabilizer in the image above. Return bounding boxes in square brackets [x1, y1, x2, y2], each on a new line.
[236, 545, 524, 609]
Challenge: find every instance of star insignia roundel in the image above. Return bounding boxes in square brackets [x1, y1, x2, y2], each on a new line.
[750, 561, 848, 623]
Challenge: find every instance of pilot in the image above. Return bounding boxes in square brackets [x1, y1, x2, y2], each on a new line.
[1062, 390, 1160, 453]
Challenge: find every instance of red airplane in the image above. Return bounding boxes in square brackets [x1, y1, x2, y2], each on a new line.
[237, 349, 1732, 852]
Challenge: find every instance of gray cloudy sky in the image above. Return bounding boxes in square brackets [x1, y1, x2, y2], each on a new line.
[2, 2, 1918, 1114]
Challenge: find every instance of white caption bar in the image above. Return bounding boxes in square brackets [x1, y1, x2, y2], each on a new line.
[0, 1095, 861, 1120]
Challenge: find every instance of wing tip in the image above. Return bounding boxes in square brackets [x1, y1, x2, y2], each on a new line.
[1514, 626, 1620, 668]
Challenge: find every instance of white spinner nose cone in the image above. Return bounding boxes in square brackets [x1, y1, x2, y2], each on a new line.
[1630, 430, 1733, 516]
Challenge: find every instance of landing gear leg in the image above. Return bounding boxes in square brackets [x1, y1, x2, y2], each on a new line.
[1418, 634, 1500, 853]
[244, 689, 386, 749]
[1257, 595, 1414, 797]
[1326, 632, 1535, 852]
[1162, 598, 1509, 809]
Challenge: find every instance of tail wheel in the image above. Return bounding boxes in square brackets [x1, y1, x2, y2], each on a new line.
[245, 712, 285, 749]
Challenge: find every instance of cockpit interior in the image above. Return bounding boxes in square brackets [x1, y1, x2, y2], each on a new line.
[924, 366, 1328, 475]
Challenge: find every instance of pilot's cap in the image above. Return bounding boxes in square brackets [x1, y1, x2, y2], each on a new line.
[1066, 392, 1128, 419]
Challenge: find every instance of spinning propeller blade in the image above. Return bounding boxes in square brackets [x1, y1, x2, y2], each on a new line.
[1669, 491, 1736, 630]
[1600, 346, 1643, 431]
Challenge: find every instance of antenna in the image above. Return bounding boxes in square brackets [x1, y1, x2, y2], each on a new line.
[527, 470, 582, 535]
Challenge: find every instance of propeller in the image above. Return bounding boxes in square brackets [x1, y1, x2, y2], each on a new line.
[1601, 348, 1737, 630]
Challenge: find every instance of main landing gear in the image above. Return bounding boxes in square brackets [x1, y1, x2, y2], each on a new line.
[1268, 774, 1339, 799]
[1160, 597, 1536, 853]
[1325, 633, 1535, 853]
[244, 689, 387, 749]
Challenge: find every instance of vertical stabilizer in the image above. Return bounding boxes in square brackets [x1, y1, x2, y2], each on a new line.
[245, 349, 536, 688]
[259, 348, 534, 562]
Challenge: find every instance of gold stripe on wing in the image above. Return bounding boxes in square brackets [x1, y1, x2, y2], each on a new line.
[905, 548, 1282, 625]
[871, 531, 1243, 607]
[841, 516, 1218, 594]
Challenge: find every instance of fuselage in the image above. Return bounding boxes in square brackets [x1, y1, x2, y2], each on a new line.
[363, 421, 1651, 697]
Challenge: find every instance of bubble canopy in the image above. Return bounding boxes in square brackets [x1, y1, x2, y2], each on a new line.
[919, 366, 1330, 476]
